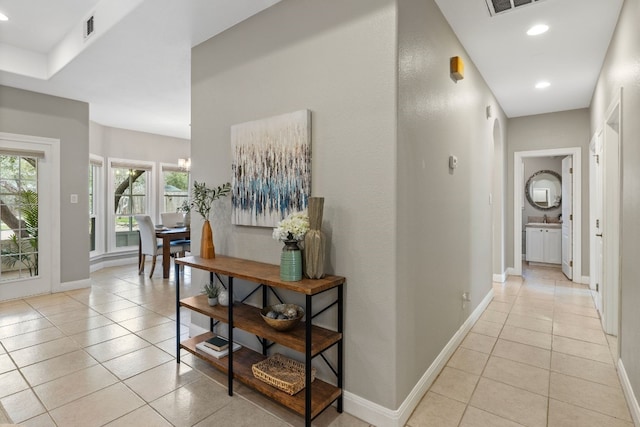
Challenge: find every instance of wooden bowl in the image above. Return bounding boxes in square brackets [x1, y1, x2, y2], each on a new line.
[260, 304, 304, 332]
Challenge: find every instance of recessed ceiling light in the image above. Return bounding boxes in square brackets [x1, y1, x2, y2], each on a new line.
[527, 24, 549, 36]
[535, 81, 551, 89]
[0, 12, 8, 21]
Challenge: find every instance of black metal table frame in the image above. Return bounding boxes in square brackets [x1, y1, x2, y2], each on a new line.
[174, 263, 343, 426]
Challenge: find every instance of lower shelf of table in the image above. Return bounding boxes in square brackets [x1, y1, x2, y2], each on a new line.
[181, 332, 342, 419]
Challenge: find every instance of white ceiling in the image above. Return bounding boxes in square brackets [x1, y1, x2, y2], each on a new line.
[0, 0, 624, 140]
[435, 0, 624, 118]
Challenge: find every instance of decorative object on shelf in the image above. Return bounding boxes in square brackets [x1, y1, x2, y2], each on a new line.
[231, 110, 311, 227]
[260, 303, 304, 332]
[185, 181, 231, 259]
[273, 211, 309, 281]
[304, 197, 325, 279]
[252, 353, 316, 395]
[218, 288, 232, 306]
[202, 282, 220, 306]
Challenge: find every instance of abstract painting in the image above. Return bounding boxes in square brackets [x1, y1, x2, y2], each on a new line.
[231, 110, 311, 227]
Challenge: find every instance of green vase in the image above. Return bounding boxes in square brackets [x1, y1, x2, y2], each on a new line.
[280, 240, 302, 281]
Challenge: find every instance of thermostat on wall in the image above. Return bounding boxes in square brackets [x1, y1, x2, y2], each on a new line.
[449, 155, 458, 169]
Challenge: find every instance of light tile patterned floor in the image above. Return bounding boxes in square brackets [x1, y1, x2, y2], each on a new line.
[0, 265, 367, 427]
[0, 263, 633, 426]
[406, 264, 633, 427]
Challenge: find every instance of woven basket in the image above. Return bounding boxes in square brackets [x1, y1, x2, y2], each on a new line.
[252, 353, 316, 395]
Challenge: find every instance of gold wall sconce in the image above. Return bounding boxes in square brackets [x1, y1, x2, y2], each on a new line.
[450, 56, 464, 81]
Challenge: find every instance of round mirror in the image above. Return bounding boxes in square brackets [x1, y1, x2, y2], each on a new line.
[525, 170, 561, 211]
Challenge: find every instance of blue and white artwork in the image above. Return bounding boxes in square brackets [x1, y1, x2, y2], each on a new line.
[231, 110, 311, 227]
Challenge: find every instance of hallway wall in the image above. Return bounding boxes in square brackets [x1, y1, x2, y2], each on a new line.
[590, 0, 640, 415]
[396, 0, 506, 405]
[190, 0, 506, 416]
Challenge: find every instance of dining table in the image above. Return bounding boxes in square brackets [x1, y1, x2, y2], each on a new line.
[138, 227, 191, 279]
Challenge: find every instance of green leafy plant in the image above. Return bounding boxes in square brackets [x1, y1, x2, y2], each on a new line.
[188, 181, 231, 221]
[1, 190, 38, 276]
[202, 282, 220, 298]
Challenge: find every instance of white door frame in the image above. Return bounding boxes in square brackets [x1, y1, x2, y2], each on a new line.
[0, 132, 61, 300]
[601, 89, 622, 336]
[513, 147, 582, 280]
[589, 129, 603, 313]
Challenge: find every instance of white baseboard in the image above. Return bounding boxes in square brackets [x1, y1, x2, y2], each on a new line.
[617, 358, 640, 426]
[493, 271, 507, 283]
[506, 267, 519, 277]
[579, 275, 590, 285]
[56, 278, 91, 292]
[90, 255, 138, 273]
[344, 288, 495, 427]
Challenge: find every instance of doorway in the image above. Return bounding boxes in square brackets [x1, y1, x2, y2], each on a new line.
[513, 148, 582, 281]
[0, 132, 60, 301]
[590, 90, 622, 336]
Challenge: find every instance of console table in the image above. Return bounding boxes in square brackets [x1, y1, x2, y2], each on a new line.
[174, 255, 345, 426]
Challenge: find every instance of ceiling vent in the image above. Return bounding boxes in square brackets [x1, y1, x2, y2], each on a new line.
[84, 15, 95, 40]
[484, 0, 546, 16]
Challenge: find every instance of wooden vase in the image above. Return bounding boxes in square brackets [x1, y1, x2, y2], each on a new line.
[304, 197, 325, 279]
[201, 219, 215, 259]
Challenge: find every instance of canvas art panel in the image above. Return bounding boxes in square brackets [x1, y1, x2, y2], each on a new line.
[231, 110, 311, 227]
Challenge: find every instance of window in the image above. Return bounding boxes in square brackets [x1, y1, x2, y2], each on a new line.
[161, 164, 189, 213]
[0, 152, 40, 281]
[109, 159, 154, 250]
[89, 155, 103, 254]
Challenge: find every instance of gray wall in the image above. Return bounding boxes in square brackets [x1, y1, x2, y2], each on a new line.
[396, 0, 506, 405]
[192, 0, 399, 408]
[90, 122, 190, 163]
[192, 0, 507, 410]
[590, 0, 640, 407]
[0, 85, 90, 284]
[507, 109, 590, 275]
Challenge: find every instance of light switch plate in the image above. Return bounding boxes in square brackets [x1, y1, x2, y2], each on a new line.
[70, 194, 78, 204]
[449, 155, 458, 169]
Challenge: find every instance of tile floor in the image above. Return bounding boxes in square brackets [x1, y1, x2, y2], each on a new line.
[407, 264, 633, 427]
[0, 263, 633, 426]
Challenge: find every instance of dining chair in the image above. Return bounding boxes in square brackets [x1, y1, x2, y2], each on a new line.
[135, 215, 184, 278]
[160, 212, 191, 256]
[160, 212, 185, 227]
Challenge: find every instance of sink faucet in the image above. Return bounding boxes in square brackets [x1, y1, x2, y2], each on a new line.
[543, 214, 547, 224]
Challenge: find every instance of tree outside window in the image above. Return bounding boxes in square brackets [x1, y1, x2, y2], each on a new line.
[163, 170, 188, 213]
[113, 167, 148, 247]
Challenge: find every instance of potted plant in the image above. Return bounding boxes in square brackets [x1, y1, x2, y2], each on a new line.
[202, 282, 220, 306]
[186, 181, 231, 259]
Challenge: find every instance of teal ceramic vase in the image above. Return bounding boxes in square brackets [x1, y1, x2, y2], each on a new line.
[280, 240, 302, 281]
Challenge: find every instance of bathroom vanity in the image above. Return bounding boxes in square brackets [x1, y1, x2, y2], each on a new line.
[525, 223, 561, 264]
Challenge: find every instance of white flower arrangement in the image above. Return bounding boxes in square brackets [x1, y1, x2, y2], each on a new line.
[272, 211, 310, 241]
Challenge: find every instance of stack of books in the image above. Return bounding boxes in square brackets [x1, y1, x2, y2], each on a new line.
[195, 335, 242, 359]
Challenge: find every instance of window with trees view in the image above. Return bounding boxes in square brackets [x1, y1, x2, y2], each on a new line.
[0, 154, 39, 281]
[113, 166, 149, 248]
[162, 167, 189, 213]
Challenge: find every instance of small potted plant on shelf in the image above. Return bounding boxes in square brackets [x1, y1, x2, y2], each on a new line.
[202, 282, 220, 306]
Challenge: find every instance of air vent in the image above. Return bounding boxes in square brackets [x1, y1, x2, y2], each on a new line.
[484, 0, 546, 16]
[84, 15, 95, 39]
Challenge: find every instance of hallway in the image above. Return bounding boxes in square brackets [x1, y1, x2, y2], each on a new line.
[407, 264, 632, 426]
[0, 264, 633, 426]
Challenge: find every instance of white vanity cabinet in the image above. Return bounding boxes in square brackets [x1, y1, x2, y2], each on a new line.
[526, 225, 561, 264]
